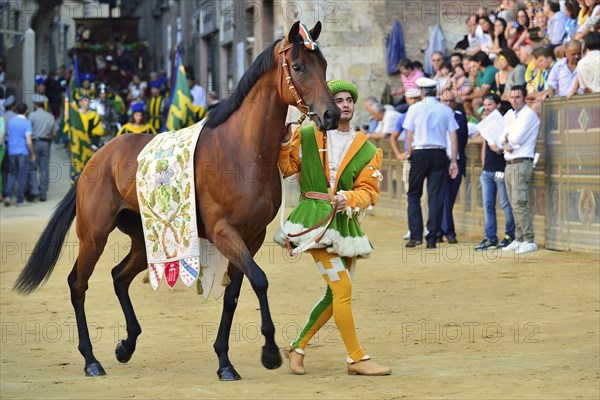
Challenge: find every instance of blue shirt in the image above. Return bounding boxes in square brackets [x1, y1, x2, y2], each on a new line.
[403, 96, 459, 148]
[7, 115, 32, 156]
[547, 11, 568, 45]
[394, 113, 408, 151]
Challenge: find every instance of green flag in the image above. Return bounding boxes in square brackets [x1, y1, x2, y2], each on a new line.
[65, 101, 93, 184]
[165, 48, 205, 132]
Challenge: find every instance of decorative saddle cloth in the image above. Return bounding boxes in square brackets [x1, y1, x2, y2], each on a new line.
[136, 120, 228, 299]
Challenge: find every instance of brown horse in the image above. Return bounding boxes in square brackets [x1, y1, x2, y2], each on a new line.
[14, 21, 340, 381]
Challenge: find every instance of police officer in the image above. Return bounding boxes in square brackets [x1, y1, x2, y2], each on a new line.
[402, 77, 459, 249]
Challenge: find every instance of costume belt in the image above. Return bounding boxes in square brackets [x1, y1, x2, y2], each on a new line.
[301, 191, 331, 201]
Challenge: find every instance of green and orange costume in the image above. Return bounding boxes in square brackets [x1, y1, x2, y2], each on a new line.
[275, 120, 383, 363]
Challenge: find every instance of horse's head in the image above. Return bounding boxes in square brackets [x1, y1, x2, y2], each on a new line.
[278, 21, 340, 131]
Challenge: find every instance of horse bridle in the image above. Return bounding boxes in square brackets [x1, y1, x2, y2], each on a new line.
[278, 41, 314, 124]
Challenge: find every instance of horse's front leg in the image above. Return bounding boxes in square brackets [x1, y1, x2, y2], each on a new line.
[211, 224, 282, 380]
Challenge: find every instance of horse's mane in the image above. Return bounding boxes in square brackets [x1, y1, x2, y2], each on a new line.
[205, 39, 282, 129]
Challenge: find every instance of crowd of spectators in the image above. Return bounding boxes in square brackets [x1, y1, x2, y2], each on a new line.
[383, 0, 599, 128]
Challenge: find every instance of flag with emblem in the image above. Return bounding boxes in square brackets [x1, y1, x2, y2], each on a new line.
[64, 101, 95, 184]
[164, 46, 206, 131]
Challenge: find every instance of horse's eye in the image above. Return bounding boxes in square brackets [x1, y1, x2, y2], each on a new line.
[292, 64, 301, 72]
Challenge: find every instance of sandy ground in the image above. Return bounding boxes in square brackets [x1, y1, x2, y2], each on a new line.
[0, 146, 599, 399]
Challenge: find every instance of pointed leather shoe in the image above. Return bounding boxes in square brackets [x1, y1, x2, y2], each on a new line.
[347, 359, 391, 376]
[283, 345, 305, 375]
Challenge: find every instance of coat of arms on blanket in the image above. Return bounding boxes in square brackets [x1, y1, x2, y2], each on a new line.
[136, 120, 228, 299]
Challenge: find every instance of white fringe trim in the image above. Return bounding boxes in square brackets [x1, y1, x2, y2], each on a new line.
[274, 221, 373, 258]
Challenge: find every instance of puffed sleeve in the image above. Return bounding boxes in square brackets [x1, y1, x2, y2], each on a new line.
[278, 125, 302, 178]
[341, 147, 383, 210]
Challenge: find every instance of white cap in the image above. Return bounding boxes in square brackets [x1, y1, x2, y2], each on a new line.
[405, 87, 421, 98]
[415, 77, 437, 89]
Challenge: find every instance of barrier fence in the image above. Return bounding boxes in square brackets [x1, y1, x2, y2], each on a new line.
[284, 94, 600, 254]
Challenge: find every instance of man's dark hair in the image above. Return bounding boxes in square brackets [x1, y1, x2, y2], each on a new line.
[423, 86, 438, 97]
[510, 85, 527, 98]
[450, 52, 463, 61]
[472, 51, 491, 67]
[547, 1, 560, 13]
[532, 46, 554, 60]
[484, 93, 501, 104]
[584, 31, 600, 51]
[398, 59, 413, 70]
[16, 102, 28, 114]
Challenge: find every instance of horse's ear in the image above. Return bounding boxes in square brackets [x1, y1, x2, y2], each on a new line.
[287, 21, 301, 43]
[309, 22, 322, 41]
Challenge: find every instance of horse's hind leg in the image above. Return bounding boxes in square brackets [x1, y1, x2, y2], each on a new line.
[68, 232, 111, 376]
[112, 232, 147, 363]
[214, 266, 244, 381]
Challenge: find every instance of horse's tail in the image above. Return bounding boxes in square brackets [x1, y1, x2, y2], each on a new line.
[14, 180, 78, 295]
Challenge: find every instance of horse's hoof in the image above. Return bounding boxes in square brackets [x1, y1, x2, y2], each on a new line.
[84, 362, 106, 377]
[115, 341, 133, 363]
[262, 345, 282, 369]
[217, 366, 241, 381]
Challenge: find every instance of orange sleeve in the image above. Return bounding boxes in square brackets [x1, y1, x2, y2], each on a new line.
[277, 125, 302, 178]
[341, 148, 383, 210]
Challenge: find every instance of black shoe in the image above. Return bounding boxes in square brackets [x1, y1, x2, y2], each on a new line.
[436, 236, 443, 243]
[498, 235, 514, 248]
[405, 240, 423, 248]
[426, 240, 436, 249]
[475, 238, 498, 251]
[447, 235, 458, 244]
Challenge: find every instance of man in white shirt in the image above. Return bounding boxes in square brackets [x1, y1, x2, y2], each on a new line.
[403, 78, 459, 249]
[501, 85, 541, 255]
[366, 103, 401, 140]
[576, 32, 600, 94]
[546, 40, 582, 97]
[186, 74, 207, 108]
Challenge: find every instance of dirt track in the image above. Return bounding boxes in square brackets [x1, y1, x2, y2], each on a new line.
[1, 148, 598, 399]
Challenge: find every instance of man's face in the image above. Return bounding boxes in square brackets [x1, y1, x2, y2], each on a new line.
[431, 54, 443, 72]
[450, 55, 461, 69]
[565, 45, 582, 66]
[334, 91, 354, 123]
[535, 56, 552, 71]
[509, 89, 525, 111]
[483, 98, 500, 115]
[441, 93, 456, 110]
[79, 98, 90, 110]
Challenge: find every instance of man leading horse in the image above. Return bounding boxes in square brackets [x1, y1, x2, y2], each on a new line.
[276, 79, 392, 376]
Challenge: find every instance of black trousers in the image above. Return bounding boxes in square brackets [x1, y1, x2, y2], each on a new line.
[407, 149, 449, 242]
[439, 158, 466, 238]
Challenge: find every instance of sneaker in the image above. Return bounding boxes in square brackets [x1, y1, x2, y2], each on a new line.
[503, 240, 522, 251]
[403, 231, 410, 240]
[16, 201, 31, 208]
[3, 197, 10, 207]
[498, 235, 514, 248]
[514, 241, 538, 255]
[475, 238, 498, 251]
